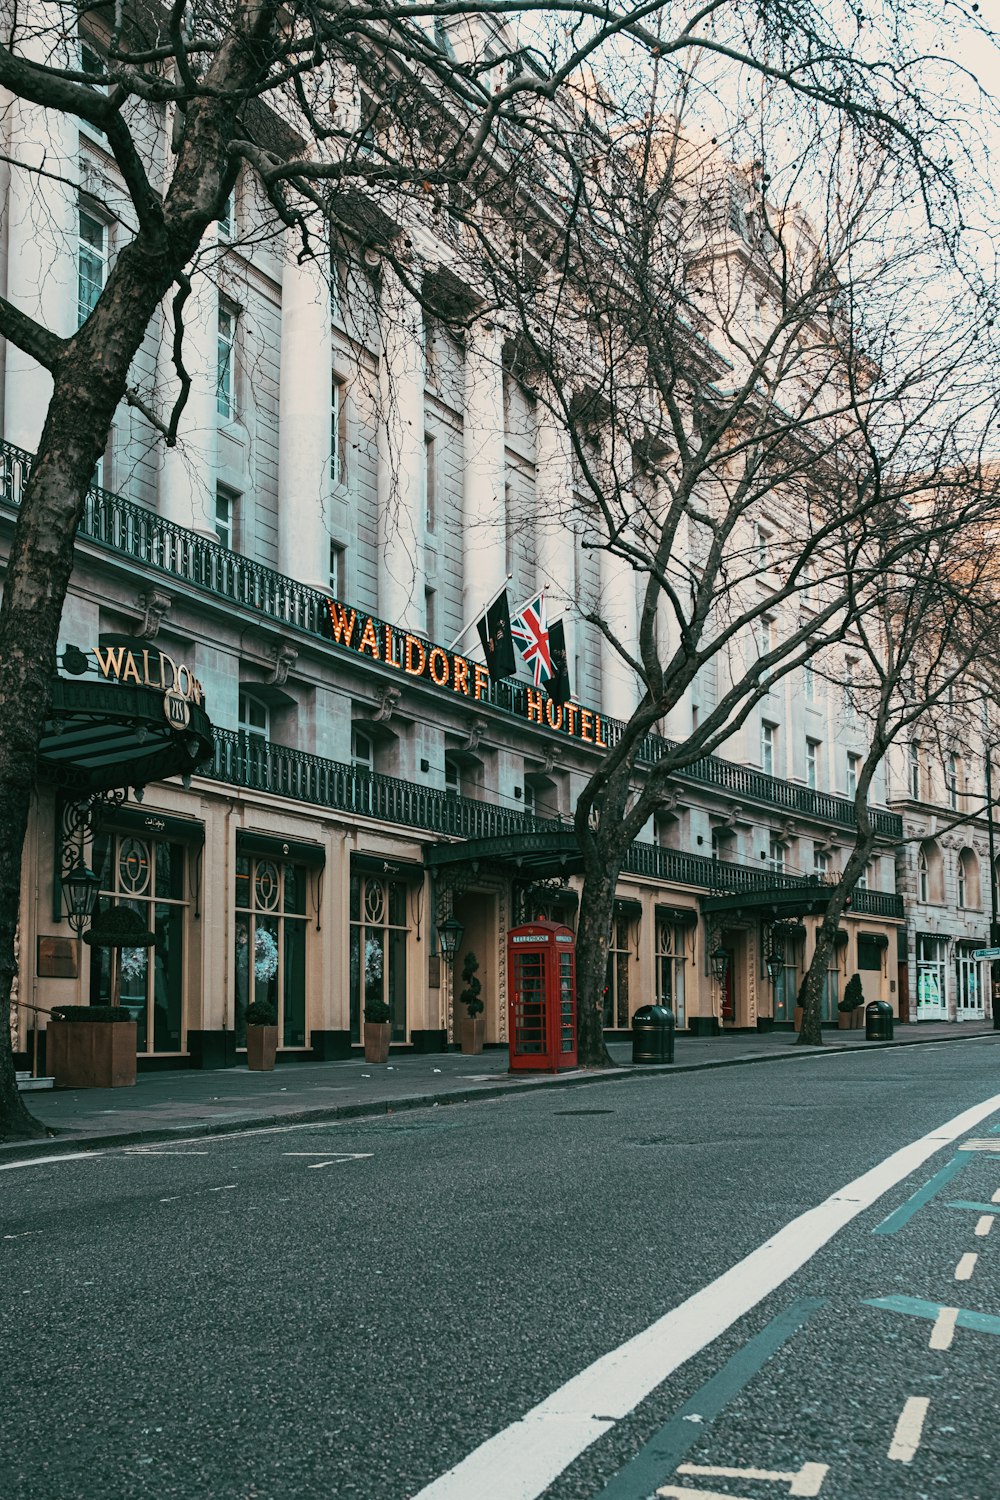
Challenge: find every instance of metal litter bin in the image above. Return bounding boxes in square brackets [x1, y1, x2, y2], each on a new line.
[865, 1000, 894, 1042]
[631, 1004, 675, 1064]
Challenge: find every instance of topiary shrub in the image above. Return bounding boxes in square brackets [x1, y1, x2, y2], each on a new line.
[50, 1005, 134, 1023]
[839, 974, 865, 1012]
[459, 951, 484, 1018]
[245, 1001, 277, 1027]
[364, 997, 391, 1024]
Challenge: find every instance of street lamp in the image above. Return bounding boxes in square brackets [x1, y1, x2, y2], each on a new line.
[63, 862, 101, 935]
[710, 944, 729, 982]
[436, 914, 464, 967]
[765, 922, 787, 986]
[985, 744, 1000, 1030]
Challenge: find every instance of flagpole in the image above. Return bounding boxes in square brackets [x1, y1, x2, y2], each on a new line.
[448, 572, 513, 652]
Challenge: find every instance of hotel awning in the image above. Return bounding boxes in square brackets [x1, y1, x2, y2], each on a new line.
[39, 678, 214, 795]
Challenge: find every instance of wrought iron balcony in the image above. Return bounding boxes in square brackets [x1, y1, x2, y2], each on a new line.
[0, 436, 902, 840]
[206, 729, 904, 916]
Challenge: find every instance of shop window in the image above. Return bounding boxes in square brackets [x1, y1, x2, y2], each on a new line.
[89, 833, 187, 1055]
[349, 874, 410, 1042]
[235, 856, 309, 1049]
[603, 915, 632, 1028]
[656, 919, 686, 1029]
[916, 934, 948, 1015]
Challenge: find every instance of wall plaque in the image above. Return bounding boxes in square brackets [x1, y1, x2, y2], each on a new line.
[37, 936, 78, 979]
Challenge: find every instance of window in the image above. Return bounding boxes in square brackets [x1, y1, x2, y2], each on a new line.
[78, 206, 107, 327]
[89, 831, 187, 1055]
[238, 691, 269, 741]
[329, 540, 346, 597]
[330, 254, 346, 324]
[215, 484, 240, 551]
[350, 874, 410, 1042]
[814, 848, 830, 877]
[918, 847, 929, 903]
[235, 856, 309, 1049]
[916, 934, 948, 1017]
[504, 483, 515, 574]
[351, 727, 374, 771]
[806, 738, 820, 790]
[847, 753, 860, 798]
[761, 721, 775, 776]
[857, 935, 884, 971]
[331, 376, 348, 485]
[755, 525, 770, 569]
[424, 587, 436, 640]
[800, 563, 815, 608]
[79, 35, 109, 139]
[909, 741, 921, 800]
[424, 434, 437, 531]
[946, 753, 960, 810]
[656, 918, 687, 1029]
[757, 615, 774, 657]
[958, 848, 980, 910]
[768, 836, 785, 874]
[803, 662, 816, 702]
[843, 657, 857, 712]
[444, 755, 461, 795]
[604, 914, 632, 1028]
[217, 303, 237, 419]
[218, 187, 236, 241]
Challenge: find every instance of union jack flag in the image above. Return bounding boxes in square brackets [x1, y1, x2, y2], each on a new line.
[511, 592, 553, 686]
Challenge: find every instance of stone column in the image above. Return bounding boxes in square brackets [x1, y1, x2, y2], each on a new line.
[157, 230, 220, 538]
[277, 251, 332, 588]
[462, 318, 507, 631]
[2, 60, 77, 453]
[377, 263, 425, 630]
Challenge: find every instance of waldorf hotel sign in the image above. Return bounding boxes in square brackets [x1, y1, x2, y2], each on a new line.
[325, 601, 611, 748]
[60, 637, 205, 729]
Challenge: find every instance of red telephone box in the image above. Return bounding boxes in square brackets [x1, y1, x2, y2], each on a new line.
[507, 921, 578, 1072]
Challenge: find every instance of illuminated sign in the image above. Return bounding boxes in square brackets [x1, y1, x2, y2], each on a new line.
[325, 602, 609, 748]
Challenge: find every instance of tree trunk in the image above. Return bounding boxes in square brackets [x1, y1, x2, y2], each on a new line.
[797, 834, 877, 1047]
[574, 862, 618, 1067]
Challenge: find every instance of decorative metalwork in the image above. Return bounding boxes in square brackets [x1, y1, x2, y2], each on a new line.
[254, 860, 281, 912]
[118, 837, 151, 895]
[0, 436, 902, 840]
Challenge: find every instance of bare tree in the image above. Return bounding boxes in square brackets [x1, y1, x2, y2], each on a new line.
[0, 0, 997, 1135]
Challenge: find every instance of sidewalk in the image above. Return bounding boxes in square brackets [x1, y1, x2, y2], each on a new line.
[3, 1020, 997, 1162]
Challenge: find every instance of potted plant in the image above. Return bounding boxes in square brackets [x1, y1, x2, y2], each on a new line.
[245, 1001, 278, 1071]
[363, 997, 391, 1062]
[838, 973, 866, 1029]
[458, 950, 485, 1054]
[47, 1005, 138, 1089]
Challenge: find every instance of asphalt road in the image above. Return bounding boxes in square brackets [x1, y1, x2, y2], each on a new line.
[1, 1037, 998, 1500]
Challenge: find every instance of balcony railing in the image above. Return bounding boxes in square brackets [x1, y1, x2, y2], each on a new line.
[0, 436, 902, 840]
[207, 730, 904, 916]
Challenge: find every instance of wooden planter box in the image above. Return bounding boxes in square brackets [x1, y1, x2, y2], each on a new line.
[459, 1014, 485, 1055]
[838, 1009, 865, 1029]
[246, 1024, 278, 1071]
[48, 1020, 137, 1089]
[364, 1022, 390, 1063]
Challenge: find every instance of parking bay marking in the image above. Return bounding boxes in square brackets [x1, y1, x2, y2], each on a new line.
[955, 1253, 978, 1281]
[865, 1296, 1000, 1341]
[887, 1397, 930, 1464]
[664, 1460, 828, 1497]
[283, 1152, 373, 1168]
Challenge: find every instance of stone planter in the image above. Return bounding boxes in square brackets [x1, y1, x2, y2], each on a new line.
[246, 1024, 278, 1071]
[364, 1022, 390, 1063]
[459, 1014, 485, 1055]
[48, 1019, 137, 1089]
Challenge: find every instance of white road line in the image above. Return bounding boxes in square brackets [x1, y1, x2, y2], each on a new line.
[955, 1252, 978, 1281]
[974, 1214, 994, 1236]
[676, 1461, 828, 1495]
[122, 1149, 210, 1156]
[0, 1152, 101, 1171]
[207, 1184, 236, 1192]
[993, 1187, 1000, 1204]
[887, 1397, 930, 1463]
[929, 1307, 958, 1350]
[411, 1090, 1000, 1500]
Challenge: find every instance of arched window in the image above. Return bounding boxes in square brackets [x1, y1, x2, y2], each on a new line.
[958, 848, 980, 910]
[918, 847, 929, 903]
[918, 839, 943, 904]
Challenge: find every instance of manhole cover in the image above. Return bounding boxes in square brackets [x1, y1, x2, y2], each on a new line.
[553, 1109, 615, 1116]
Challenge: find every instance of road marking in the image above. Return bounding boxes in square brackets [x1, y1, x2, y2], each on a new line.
[596, 1300, 825, 1500]
[887, 1397, 930, 1463]
[0, 1152, 101, 1171]
[675, 1461, 828, 1495]
[975, 1214, 994, 1236]
[872, 1154, 967, 1235]
[122, 1149, 210, 1156]
[865, 1295, 1000, 1339]
[945, 1198, 1000, 1213]
[929, 1307, 958, 1349]
[306, 1154, 374, 1168]
[3, 1230, 42, 1239]
[993, 1187, 1000, 1203]
[955, 1139, 1000, 1153]
[411, 1090, 1000, 1500]
[955, 1253, 978, 1281]
[207, 1184, 236, 1192]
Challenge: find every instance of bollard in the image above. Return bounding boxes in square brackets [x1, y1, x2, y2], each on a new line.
[865, 1000, 894, 1042]
[631, 1004, 675, 1064]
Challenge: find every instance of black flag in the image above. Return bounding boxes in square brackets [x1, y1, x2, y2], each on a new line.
[547, 618, 572, 704]
[476, 590, 517, 679]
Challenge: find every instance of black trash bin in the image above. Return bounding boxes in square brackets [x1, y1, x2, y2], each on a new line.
[632, 1004, 675, 1064]
[865, 1000, 894, 1042]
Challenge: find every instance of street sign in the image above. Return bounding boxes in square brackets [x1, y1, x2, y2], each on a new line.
[972, 948, 1000, 960]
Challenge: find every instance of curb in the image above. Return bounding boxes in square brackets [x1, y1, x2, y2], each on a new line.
[2, 1029, 996, 1165]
